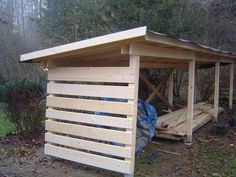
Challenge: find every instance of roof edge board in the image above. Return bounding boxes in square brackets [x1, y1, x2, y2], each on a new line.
[20, 26, 147, 62]
[146, 31, 236, 59]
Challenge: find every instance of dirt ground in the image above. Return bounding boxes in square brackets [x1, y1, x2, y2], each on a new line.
[0, 109, 236, 177]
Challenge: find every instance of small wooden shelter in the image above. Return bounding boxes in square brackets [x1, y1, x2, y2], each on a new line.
[20, 26, 236, 177]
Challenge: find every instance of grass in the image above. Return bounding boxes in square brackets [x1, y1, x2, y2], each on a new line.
[0, 103, 15, 138]
[194, 144, 236, 177]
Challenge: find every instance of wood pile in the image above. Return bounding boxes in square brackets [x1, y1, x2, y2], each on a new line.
[156, 102, 224, 140]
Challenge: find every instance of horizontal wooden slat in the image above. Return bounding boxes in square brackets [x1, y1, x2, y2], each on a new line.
[45, 133, 132, 158]
[48, 67, 135, 83]
[47, 83, 134, 99]
[46, 109, 132, 129]
[45, 120, 133, 145]
[46, 96, 133, 115]
[45, 144, 131, 173]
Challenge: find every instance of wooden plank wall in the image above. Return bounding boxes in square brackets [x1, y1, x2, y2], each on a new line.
[45, 64, 138, 175]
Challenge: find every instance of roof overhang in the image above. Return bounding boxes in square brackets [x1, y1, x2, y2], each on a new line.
[20, 26, 236, 65]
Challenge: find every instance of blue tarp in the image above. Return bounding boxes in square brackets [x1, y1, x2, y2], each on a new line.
[136, 99, 158, 156]
[137, 98, 157, 139]
[95, 98, 158, 156]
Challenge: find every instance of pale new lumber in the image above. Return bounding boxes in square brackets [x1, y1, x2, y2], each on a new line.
[229, 63, 234, 109]
[168, 70, 174, 112]
[186, 59, 195, 143]
[45, 120, 132, 145]
[126, 55, 140, 176]
[207, 106, 224, 116]
[139, 73, 172, 108]
[45, 133, 132, 158]
[156, 133, 184, 141]
[140, 62, 188, 69]
[156, 148, 182, 156]
[169, 105, 213, 128]
[48, 67, 135, 83]
[47, 83, 134, 99]
[21, 26, 147, 62]
[157, 108, 186, 124]
[47, 58, 129, 68]
[46, 109, 132, 129]
[45, 144, 131, 174]
[46, 96, 133, 115]
[121, 44, 195, 60]
[170, 109, 186, 128]
[214, 62, 220, 121]
[144, 70, 174, 105]
[160, 104, 213, 134]
[156, 103, 224, 140]
[192, 113, 212, 132]
[157, 129, 186, 136]
[196, 53, 235, 63]
[157, 103, 212, 125]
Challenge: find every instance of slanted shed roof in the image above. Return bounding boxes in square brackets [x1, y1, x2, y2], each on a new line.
[20, 26, 236, 68]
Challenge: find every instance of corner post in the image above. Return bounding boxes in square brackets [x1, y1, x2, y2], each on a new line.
[186, 59, 195, 143]
[125, 55, 140, 177]
[168, 70, 174, 112]
[214, 62, 220, 121]
[229, 63, 234, 110]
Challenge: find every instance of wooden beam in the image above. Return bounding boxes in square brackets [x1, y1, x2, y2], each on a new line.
[214, 62, 220, 121]
[139, 73, 173, 109]
[196, 53, 234, 63]
[186, 59, 195, 143]
[168, 70, 174, 112]
[229, 63, 234, 109]
[121, 44, 195, 60]
[146, 70, 173, 103]
[125, 55, 140, 177]
[140, 62, 188, 68]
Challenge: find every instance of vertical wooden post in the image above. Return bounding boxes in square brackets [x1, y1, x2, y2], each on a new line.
[125, 55, 140, 177]
[214, 62, 220, 122]
[168, 70, 174, 112]
[229, 63, 234, 110]
[186, 59, 195, 143]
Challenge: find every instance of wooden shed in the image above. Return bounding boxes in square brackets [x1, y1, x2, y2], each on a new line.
[20, 26, 236, 177]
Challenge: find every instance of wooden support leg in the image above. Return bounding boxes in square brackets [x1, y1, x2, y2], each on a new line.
[214, 62, 220, 122]
[125, 55, 140, 177]
[186, 60, 195, 143]
[168, 70, 174, 112]
[229, 63, 234, 110]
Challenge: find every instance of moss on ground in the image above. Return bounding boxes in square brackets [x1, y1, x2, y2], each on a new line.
[194, 144, 236, 177]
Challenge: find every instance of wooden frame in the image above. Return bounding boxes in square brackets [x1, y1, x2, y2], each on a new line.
[229, 63, 234, 109]
[168, 70, 174, 112]
[186, 60, 195, 143]
[20, 27, 236, 176]
[214, 62, 220, 121]
[44, 55, 140, 177]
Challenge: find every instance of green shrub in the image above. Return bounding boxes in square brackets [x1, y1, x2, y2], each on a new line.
[3, 80, 45, 137]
